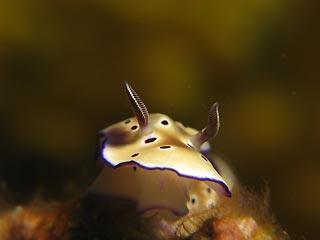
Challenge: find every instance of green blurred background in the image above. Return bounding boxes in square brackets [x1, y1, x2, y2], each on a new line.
[0, 0, 319, 239]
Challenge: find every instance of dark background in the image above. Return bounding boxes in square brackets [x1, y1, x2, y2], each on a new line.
[0, 1, 319, 239]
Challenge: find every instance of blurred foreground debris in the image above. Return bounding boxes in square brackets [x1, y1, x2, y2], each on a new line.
[0, 200, 72, 240]
[0, 184, 289, 240]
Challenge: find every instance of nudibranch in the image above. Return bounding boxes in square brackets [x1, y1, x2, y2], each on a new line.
[89, 83, 232, 216]
[186, 182, 218, 214]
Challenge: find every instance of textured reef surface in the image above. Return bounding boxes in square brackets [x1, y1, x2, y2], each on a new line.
[0, 183, 290, 240]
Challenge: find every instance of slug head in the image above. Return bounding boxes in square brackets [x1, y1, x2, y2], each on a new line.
[91, 83, 231, 216]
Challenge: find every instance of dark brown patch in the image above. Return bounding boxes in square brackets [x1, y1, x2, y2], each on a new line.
[160, 146, 171, 149]
[145, 137, 157, 144]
